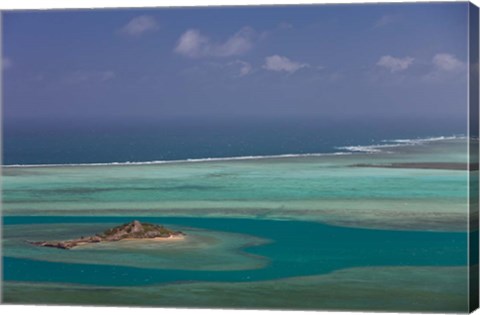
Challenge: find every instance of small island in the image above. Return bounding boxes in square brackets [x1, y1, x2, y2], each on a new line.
[29, 220, 185, 250]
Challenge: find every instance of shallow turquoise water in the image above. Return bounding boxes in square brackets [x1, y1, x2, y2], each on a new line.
[3, 216, 467, 287]
[1, 138, 471, 306]
[2, 139, 469, 232]
[1, 138, 472, 311]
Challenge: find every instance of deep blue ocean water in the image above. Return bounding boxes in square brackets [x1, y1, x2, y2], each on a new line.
[3, 117, 466, 165]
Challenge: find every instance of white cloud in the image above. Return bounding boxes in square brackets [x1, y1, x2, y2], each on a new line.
[229, 60, 253, 77]
[239, 62, 252, 76]
[262, 55, 308, 73]
[174, 27, 256, 58]
[432, 53, 465, 72]
[174, 30, 209, 58]
[422, 53, 466, 82]
[2, 57, 12, 70]
[121, 15, 158, 36]
[376, 55, 414, 73]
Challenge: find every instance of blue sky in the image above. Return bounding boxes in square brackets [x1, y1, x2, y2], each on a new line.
[2, 3, 470, 124]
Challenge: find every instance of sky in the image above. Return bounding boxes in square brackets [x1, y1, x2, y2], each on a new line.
[1, 3, 470, 126]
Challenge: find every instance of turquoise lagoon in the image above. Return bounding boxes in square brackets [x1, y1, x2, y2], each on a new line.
[1, 138, 472, 311]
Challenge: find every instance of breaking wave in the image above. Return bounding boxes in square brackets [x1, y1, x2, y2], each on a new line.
[4, 135, 466, 168]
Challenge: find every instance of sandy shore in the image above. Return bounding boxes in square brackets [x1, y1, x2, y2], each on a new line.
[121, 234, 186, 242]
[71, 234, 186, 249]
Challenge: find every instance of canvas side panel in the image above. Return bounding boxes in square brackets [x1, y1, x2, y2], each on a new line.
[469, 2, 479, 313]
[0, 10, 4, 305]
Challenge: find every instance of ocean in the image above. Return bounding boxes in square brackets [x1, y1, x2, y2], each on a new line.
[1, 117, 472, 311]
[3, 116, 466, 165]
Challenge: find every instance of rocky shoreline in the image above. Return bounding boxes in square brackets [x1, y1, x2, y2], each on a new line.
[29, 220, 184, 250]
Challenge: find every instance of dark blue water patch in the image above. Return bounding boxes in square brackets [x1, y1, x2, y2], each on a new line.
[3, 216, 468, 287]
[3, 117, 466, 165]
